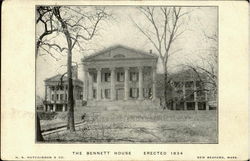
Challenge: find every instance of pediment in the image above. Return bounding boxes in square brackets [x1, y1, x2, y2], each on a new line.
[45, 74, 64, 82]
[83, 45, 157, 62]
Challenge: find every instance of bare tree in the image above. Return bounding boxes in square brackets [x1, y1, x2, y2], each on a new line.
[132, 7, 190, 109]
[185, 31, 218, 102]
[36, 6, 111, 132]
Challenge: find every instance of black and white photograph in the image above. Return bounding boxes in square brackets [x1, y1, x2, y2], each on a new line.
[35, 5, 218, 143]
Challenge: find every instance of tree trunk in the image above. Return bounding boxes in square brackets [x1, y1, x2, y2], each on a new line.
[36, 114, 44, 141]
[164, 72, 168, 109]
[54, 7, 75, 132]
[162, 62, 168, 109]
[65, 30, 75, 132]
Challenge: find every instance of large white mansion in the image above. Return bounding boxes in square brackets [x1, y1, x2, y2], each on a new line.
[82, 45, 158, 101]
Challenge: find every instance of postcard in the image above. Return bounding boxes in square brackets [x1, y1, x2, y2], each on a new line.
[1, 0, 249, 160]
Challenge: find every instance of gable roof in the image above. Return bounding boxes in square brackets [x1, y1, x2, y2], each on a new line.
[44, 74, 83, 83]
[170, 69, 207, 81]
[82, 44, 158, 61]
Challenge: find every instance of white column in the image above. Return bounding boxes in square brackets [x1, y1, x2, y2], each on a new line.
[173, 102, 176, 110]
[172, 86, 176, 110]
[124, 67, 129, 100]
[96, 68, 101, 101]
[63, 104, 66, 112]
[88, 73, 93, 100]
[152, 67, 156, 100]
[44, 85, 48, 112]
[205, 90, 209, 110]
[138, 66, 143, 100]
[45, 85, 48, 102]
[49, 87, 52, 101]
[43, 105, 47, 112]
[54, 86, 57, 103]
[54, 86, 57, 111]
[53, 104, 56, 112]
[83, 67, 88, 100]
[58, 88, 60, 101]
[194, 81, 198, 110]
[64, 85, 66, 101]
[183, 83, 187, 110]
[64, 85, 67, 111]
[110, 67, 116, 101]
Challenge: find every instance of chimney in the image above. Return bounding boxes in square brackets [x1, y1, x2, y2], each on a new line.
[72, 65, 78, 79]
[149, 49, 152, 54]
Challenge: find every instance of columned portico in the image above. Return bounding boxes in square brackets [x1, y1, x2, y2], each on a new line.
[84, 66, 156, 101]
[81, 45, 158, 102]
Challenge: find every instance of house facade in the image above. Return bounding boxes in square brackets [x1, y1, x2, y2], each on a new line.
[82, 45, 158, 101]
[168, 70, 211, 110]
[43, 66, 83, 112]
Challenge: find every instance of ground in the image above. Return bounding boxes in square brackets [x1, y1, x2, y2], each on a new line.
[41, 105, 218, 143]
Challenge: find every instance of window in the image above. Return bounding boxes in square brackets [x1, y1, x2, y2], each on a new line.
[65, 94, 67, 100]
[196, 81, 203, 89]
[56, 94, 59, 100]
[198, 102, 206, 110]
[143, 88, 152, 98]
[130, 88, 138, 98]
[130, 72, 138, 81]
[143, 71, 151, 81]
[93, 73, 97, 83]
[187, 102, 195, 110]
[176, 102, 185, 110]
[80, 92, 83, 100]
[60, 94, 63, 100]
[104, 89, 111, 99]
[174, 81, 183, 88]
[104, 73, 111, 82]
[52, 94, 54, 101]
[93, 89, 96, 99]
[186, 90, 194, 101]
[185, 81, 194, 88]
[197, 90, 205, 100]
[197, 90, 205, 97]
[117, 72, 124, 82]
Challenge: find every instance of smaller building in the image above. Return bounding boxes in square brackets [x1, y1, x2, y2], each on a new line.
[168, 70, 211, 110]
[43, 67, 83, 112]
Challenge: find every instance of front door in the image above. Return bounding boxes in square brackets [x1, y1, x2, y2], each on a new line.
[116, 88, 124, 100]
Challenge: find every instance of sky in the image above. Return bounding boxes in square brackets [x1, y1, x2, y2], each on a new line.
[36, 6, 217, 98]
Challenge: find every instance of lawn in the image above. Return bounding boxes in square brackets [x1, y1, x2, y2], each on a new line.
[41, 106, 218, 143]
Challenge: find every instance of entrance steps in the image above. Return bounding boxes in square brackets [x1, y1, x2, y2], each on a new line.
[83, 99, 160, 110]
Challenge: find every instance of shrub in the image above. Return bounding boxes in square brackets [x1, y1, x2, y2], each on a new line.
[38, 111, 58, 120]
